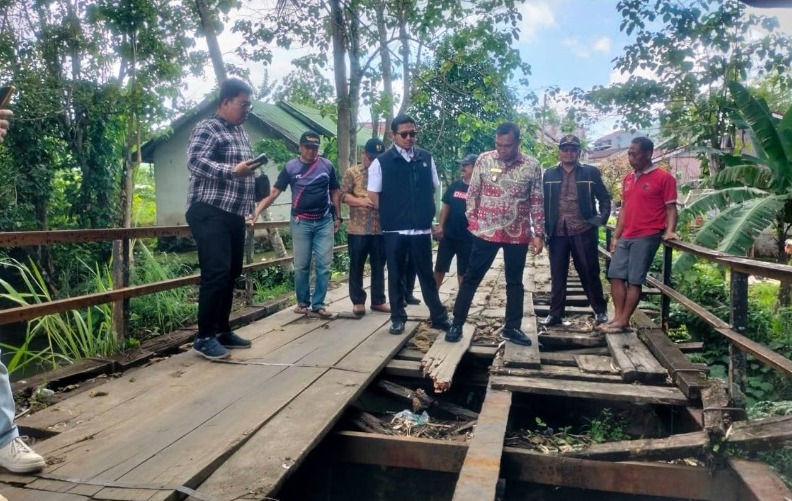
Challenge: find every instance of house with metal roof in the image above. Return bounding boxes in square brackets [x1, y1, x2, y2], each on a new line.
[141, 100, 368, 225]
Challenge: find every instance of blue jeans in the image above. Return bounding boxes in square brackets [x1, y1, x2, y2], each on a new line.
[291, 214, 334, 310]
[0, 355, 18, 448]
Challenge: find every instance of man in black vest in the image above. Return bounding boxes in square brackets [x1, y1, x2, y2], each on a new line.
[367, 114, 451, 335]
[542, 134, 611, 327]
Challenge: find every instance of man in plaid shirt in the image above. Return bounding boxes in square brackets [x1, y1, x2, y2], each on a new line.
[186, 78, 259, 360]
[446, 122, 545, 346]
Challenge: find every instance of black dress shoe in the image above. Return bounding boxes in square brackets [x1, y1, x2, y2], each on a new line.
[540, 315, 562, 327]
[389, 321, 406, 335]
[500, 327, 532, 346]
[430, 318, 452, 331]
[594, 312, 608, 324]
[405, 296, 422, 305]
[445, 324, 463, 342]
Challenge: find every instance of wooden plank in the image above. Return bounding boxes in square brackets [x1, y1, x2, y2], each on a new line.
[490, 364, 623, 383]
[395, 348, 426, 361]
[677, 341, 705, 352]
[195, 322, 412, 500]
[490, 375, 688, 405]
[606, 330, 669, 383]
[632, 309, 709, 399]
[574, 355, 619, 374]
[421, 323, 475, 393]
[501, 314, 541, 369]
[375, 380, 479, 420]
[540, 350, 608, 367]
[701, 379, 731, 438]
[570, 415, 792, 461]
[538, 331, 607, 348]
[451, 386, 511, 501]
[383, 358, 423, 378]
[0, 484, 93, 500]
[728, 457, 792, 501]
[333, 431, 739, 501]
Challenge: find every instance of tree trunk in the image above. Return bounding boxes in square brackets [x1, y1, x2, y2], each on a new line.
[777, 221, 792, 309]
[331, 0, 351, 176]
[396, 1, 411, 115]
[347, 0, 362, 167]
[375, 0, 393, 144]
[195, 0, 227, 84]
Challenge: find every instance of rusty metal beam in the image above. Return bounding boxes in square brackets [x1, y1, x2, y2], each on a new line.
[0, 222, 288, 248]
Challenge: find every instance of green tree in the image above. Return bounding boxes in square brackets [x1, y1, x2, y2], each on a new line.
[676, 81, 792, 305]
[586, 0, 792, 174]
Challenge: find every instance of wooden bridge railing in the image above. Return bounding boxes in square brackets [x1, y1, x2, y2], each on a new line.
[0, 223, 348, 338]
[604, 227, 792, 404]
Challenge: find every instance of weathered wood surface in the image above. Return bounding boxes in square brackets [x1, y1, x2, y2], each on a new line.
[701, 379, 731, 439]
[728, 457, 792, 501]
[606, 330, 669, 383]
[334, 431, 741, 501]
[539, 331, 607, 348]
[421, 323, 475, 393]
[501, 306, 541, 369]
[569, 415, 792, 461]
[451, 386, 511, 501]
[574, 354, 619, 374]
[490, 363, 623, 383]
[490, 375, 688, 405]
[375, 380, 479, 420]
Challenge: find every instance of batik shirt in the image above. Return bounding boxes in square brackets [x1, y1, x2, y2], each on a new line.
[466, 150, 545, 244]
[341, 164, 380, 235]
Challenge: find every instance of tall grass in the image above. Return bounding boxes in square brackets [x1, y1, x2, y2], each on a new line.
[0, 258, 116, 374]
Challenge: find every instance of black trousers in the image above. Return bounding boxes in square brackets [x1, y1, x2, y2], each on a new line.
[384, 233, 448, 324]
[453, 237, 528, 329]
[186, 202, 245, 339]
[547, 226, 607, 317]
[347, 234, 387, 306]
[401, 254, 417, 297]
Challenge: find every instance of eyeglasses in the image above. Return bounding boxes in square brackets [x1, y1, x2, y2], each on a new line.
[238, 100, 253, 110]
[397, 131, 417, 139]
[559, 146, 579, 153]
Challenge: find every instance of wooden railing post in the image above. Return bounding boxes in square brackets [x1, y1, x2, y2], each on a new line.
[604, 227, 612, 271]
[245, 226, 255, 306]
[661, 243, 672, 332]
[729, 270, 748, 406]
[111, 238, 130, 343]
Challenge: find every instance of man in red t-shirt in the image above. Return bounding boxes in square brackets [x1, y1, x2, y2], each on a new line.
[602, 137, 679, 333]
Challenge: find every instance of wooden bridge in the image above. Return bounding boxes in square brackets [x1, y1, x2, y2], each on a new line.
[1, 226, 792, 500]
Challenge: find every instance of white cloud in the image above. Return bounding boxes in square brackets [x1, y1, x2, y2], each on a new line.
[593, 36, 611, 54]
[518, 1, 557, 42]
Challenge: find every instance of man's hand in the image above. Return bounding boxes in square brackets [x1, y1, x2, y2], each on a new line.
[334, 218, 341, 233]
[246, 211, 260, 227]
[531, 236, 544, 255]
[233, 159, 257, 177]
[432, 225, 444, 241]
[609, 236, 619, 253]
[0, 109, 12, 144]
[662, 231, 680, 241]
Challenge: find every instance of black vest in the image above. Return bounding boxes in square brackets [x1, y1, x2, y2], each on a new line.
[378, 147, 436, 231]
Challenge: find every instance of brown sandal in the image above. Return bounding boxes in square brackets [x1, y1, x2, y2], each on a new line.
[311, 308, 334, 319]
[294, 305, 309, 314]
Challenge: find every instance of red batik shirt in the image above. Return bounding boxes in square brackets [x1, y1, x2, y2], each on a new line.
[466, 150, 545, 244]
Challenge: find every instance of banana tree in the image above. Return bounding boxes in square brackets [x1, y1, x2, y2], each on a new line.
[675, 81, 792, 304]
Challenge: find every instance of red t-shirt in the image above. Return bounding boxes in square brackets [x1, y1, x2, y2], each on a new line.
[621, 167, 677, 239]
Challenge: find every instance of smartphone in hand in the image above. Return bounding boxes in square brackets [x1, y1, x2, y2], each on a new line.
[0, 85, 15, 107]
[250, 152, 268, 169]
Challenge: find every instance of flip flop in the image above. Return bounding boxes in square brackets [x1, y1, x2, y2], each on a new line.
[311, 308, 334, 319]
[601, 324, 632, 334]
[293, 305, 309, 314]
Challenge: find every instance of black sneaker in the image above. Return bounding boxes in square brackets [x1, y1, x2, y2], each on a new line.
[389, 321, 406, 335]
[431, 318, 452, 331]
[217, 331, 252, 349]
[500, 327, 532, 346]
[445, 324, 463, 343]
[193, 336, 231, 360]
[405, 296, 422, 305]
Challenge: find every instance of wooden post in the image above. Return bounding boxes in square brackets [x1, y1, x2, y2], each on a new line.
[111, 238, 130, 343]
[661, 243, 672, 332]
[729, 270, 748, 406]
[244, 226, 255, 306]
[604, 227, 612, 270]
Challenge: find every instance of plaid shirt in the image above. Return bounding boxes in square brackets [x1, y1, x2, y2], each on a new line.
[466, 150, 545, 244]
[340, 164, 380, 235]
[186, 114, 256, 217]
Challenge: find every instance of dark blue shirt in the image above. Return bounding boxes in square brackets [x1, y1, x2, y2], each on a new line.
[274, 156, 339, 219]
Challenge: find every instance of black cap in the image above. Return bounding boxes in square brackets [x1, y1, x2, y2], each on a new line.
[458, 154, 478, 166]
[559, 134, 581, 148]
[364, 138, 385, 157]
[299, 131, 321, 147]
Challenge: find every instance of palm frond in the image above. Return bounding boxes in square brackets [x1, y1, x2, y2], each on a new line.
[678, 186, 768, 225]
[706, 164, 773, 191]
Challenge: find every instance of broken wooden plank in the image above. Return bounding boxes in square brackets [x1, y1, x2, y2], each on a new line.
[632, 309, 709, 400]
[490, 364, 623, 383]
[502, 315, 541, 369]
[375, 380, 479, 420]
[538, 331, 607, 348]
[490, 375, 688, 405]
[728, 457, 792, 501]
[569, 415, 792, 461]
[539, 348, 609, 367]
[677, 341, 705, 352]
[383, 359, 423, 378]
[451, 386, 511, 501]
[575, 355, 619, 374]
[333, 431, 740, 501]
[701, 379, 731, 439]
[421, 323, 475, 393]
[606, 330, 669, 383]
